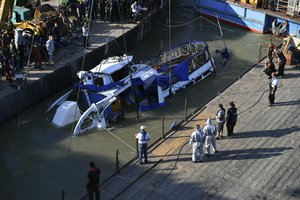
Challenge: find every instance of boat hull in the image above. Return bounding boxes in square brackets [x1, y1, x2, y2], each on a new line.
[196, 0, 300, 37]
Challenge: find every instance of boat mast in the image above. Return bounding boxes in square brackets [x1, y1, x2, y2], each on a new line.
[168, 0, 173, 99]
[216, 14, 227, 52]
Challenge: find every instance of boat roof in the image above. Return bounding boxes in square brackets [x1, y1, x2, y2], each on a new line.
[91, 55, 133, 74]
[161, 40, 207, 53]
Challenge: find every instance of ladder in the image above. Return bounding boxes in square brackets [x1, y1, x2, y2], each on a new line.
[287, 0, 298, 16]
[276, 0, 289, 13]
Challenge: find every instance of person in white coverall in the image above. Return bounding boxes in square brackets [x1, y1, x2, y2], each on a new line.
[189, 124, 206, 162]
[203, 118, 218, 156]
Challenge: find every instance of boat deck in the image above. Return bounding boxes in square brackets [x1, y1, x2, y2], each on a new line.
[227, 0, 300, 24]
[99, 59, 300, 199]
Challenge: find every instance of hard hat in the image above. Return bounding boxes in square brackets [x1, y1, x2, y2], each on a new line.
[140, 126, 146, 130]
[205, 118, 211, 125]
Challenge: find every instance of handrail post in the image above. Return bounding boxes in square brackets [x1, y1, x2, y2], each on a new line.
[184, 99, 187, 121]
[61, 190, 65, 200]
[162, 115, 165, 139]
[116, 149, 120, 174]
[135, 138, 139, 159]
[258, 43, 262, 64]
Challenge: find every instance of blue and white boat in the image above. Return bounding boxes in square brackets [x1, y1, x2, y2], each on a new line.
[143, 41, 215, 110]
[48, 55, 158, 135]
[48, 41, 215, 136]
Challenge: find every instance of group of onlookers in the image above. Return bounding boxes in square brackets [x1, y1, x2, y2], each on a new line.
[69, 0, 163, 23]
[189, 102, 238, 163]
[0, 28, 28, 82]
[0, 22, 62, 82]
[0, 0, 163, 82]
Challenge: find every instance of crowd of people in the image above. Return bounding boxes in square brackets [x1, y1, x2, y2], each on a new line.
[72, 0, 163, 23]
[189, 102, 238, 163]
[0, 24, 63, 82]
[0, 0, 163, 82]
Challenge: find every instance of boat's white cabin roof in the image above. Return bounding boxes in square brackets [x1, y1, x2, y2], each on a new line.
[91, 55, 133, 74]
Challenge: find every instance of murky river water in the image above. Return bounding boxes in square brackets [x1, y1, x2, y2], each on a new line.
[0, 1, 281, 200]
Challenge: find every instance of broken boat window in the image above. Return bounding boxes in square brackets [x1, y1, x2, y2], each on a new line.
[111, 65, 130, 82]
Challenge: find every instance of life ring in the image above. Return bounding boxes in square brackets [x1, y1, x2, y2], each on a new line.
[272, 19, 287, 36]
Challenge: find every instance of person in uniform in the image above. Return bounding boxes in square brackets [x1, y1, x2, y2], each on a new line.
[86, 161, 101, 200]
[203, 118, 218, 156]
[264, 58, 276, 79]
[189, 124, 206, 162]
[277, 50, 286, 76]
[216, 103, 226, 139]
[267, 42, 276, 62]
[135, 126, 150, 164]
[226, 101, 238, 136]
[268, 72, 278, 106]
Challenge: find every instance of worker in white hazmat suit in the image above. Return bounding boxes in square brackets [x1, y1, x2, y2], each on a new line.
[203, 118, 218, 156]
[189, 124, 206, 162]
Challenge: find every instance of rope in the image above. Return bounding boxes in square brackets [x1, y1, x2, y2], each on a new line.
[103, 127, 136, 151]
[144, 141, 189, 199]
[68, 0, 95, 153]
[154, 15, 234, 32]
[217, 78, 283, 117]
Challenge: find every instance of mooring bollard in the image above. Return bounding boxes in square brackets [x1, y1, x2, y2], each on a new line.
[162, 115, 165, 139]
[116, 149, 119, 174]
[258, 43, 262, 63]
[135, 138, 139, 159]
[184, 99, 187, 121]
[61, 190, 65, 200]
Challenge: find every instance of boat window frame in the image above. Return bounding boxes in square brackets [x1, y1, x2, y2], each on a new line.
[110, 63, 132, 83]
[190, 50, 209, 73]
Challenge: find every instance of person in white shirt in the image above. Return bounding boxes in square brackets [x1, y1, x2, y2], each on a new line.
[269, 72, 278, 106]
[130, 1, 142, 22]
[189, 124, 206, 163]
[135, 126, 150, 164]
[46, 35, 55, 64]
[82, 23, 89, 47]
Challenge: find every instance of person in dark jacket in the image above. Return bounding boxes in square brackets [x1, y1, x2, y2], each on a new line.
[264, 58, 276, 79]
[277, 50, 286, 76]
[226, 101, 238, 137]
[77, 0, 86, 23]
[52, 22, 61, 44]
[267, 42, 276, 62]
[86, 161, 101, 200]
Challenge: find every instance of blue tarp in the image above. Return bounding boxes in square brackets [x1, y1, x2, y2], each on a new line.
[174, 60, 189, 81]
[156, 60, 189, 87]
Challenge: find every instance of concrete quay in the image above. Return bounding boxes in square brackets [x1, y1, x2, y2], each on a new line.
[99, 61, 300, 199]
[0, 7, 163, 123]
